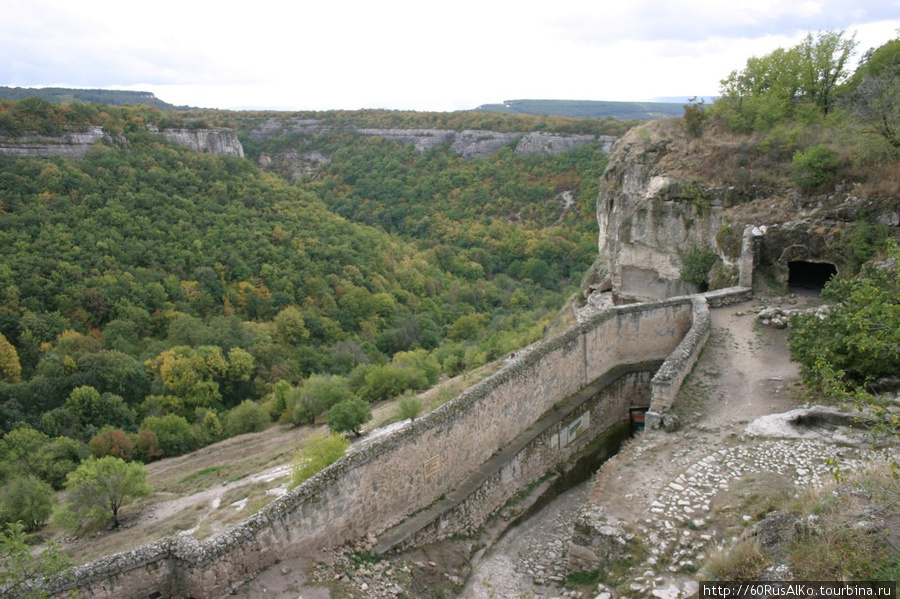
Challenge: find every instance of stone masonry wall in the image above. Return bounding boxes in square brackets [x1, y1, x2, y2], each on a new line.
[57, 297, 703, 599]
[400, 366, 657, 549]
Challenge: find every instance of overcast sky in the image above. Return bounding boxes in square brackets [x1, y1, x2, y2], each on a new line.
[3, 0, 899, 112]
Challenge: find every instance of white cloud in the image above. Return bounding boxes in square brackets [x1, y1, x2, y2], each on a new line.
[1, 0, 898, 111]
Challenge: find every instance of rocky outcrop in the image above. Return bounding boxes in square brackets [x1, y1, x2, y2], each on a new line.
[0, 126, 114, 159]
[247, 118, 615, 178]
[517, 132, 613, 155]
[594, 125, 742, 303]
[153, 126, 244, 157]
[589, 118, 899, 303]
[0, 125, 244, 159]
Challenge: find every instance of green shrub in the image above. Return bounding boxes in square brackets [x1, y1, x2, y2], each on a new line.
[140, 414, 193, 457]
[326, 397, 372, 437]
[396, 394, 423, 421]
[680, 245, 719, 290]
[682, 97, 709, 138]
[222, 400, 271, 437]
[0, 476, 53, 531]
[289, 374, 351, 426]
[0, 522, 74, 599]
[788, 242, 900, 386]
[790, 144, 840, 191]
[289, 432, 349, 488]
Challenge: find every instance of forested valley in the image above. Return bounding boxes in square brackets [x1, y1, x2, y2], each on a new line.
[0, 99, 622, 521]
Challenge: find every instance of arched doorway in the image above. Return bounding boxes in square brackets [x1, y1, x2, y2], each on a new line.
[788, 261, 837, 293]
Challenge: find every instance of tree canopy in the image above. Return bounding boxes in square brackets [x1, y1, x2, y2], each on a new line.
[0, 97, 608, 493]
[61, 456, 151, 530]
[714, 30, 858, 130]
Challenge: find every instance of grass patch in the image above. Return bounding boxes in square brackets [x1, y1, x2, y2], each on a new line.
[169, 465, 230, 493]
[706, 464, 900, 584]
[702, 539, 771, 580]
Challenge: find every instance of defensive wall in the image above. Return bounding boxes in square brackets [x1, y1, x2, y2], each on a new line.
[53, 289, 749, 599]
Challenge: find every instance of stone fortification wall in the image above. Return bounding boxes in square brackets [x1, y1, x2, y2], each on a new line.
[398, 366, 657, 550]
[57, 297, 702, 599]
[648, 296, 710, 425]
[645, 287, 751, 428]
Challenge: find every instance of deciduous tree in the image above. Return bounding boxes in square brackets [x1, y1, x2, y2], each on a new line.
[0, 476, 53, 531]
[62, 456, 150, 529]
[326, 397, 372, 437]
[0, 332, 21, 383]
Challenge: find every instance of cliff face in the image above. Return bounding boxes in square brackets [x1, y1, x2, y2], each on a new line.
[155, 127, 244, 157]
[0, 126, 244, 159]
[587, 118, 899, 304]
[592, 122, 738, 303]
[249, 118, 616, 179]
[0, 126, 113, 160]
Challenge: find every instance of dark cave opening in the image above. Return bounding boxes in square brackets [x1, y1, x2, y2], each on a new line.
[788, 261, 837, 293]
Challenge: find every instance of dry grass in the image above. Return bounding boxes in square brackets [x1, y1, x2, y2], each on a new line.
[702, 539, 772, 581]
[851, 160, 900, 198]
[713, 471, 797, 538]
[623, 115, 900, 228]
[704, 463, 900, 583]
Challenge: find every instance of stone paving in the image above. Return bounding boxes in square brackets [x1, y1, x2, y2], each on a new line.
[635, 438, 853, 582]
[463, 431, 871, 599]
[304, 423, 885, 599]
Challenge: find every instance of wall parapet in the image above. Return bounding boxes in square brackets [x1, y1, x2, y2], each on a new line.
[646, 296, 710, 428]
[52, 295, 707, 599]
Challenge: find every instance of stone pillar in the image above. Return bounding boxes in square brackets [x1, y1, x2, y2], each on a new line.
[739, 225, 766, 288]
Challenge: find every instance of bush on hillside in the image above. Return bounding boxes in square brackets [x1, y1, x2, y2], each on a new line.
[790, 144, 840, 191]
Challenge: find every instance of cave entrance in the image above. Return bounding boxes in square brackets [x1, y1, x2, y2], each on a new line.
[788, 261, 837, 294]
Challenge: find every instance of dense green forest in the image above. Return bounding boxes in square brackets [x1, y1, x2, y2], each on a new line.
[0, 98, 613, 508]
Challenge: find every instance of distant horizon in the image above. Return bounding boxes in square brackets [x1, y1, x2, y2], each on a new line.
[4, 1, 897, 113]
[0, 84, 718, 113]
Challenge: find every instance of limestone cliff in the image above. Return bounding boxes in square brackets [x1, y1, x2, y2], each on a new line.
[153, 126, 245, 157]
[591, 120, 741, 303]
[249, 118, 615, 179]
[0, 125, 244, 159]
[0, 126, 115, 159]
[586, 118, 899, 304]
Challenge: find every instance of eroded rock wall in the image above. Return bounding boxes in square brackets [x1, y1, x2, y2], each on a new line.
[249, 118, 615, 178]
[0, 126, 244, 159]
[596, 130, 738, 303]
[156, 127, 245, 157]
[591, 119, 900, 302]
[0, 126, 112, 159]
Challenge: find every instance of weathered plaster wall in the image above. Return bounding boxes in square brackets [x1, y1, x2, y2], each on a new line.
[56, 297, 707, 599]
